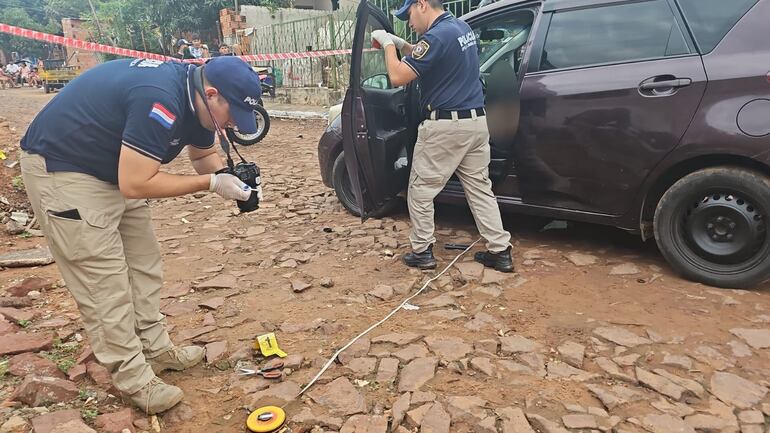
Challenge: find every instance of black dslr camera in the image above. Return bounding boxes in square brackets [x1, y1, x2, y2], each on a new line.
[216, 162, 262, 213]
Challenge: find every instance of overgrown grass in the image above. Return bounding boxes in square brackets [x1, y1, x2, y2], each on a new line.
[11, 175, 24, 190]
[42, 339, 81, 366]
[57, 358, 75, 374]
[81, 407, 99, 421]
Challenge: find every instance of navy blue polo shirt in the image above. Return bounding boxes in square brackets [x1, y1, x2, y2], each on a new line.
[403, 12, 485, 114]
[21, 58, 214, 184]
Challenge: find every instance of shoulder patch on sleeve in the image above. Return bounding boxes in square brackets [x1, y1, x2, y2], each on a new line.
[148, 103, 177, 130]
[412, 40, 431, 60]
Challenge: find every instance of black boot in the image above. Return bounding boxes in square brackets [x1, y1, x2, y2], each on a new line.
[474, 246, 514, 273]
[403, 245, 437, 270]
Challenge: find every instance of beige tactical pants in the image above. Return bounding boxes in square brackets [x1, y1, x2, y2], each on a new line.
[20, 151, 171, 394]
[408, 114, 511, 253]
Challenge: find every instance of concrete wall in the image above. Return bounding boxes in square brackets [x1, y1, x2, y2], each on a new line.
[240, 5, 329, 30]
[61, 18, 100, 71]
[293, 0, 333, 9]
[278, 0, 357, 11]
[273, 86, 343, 106]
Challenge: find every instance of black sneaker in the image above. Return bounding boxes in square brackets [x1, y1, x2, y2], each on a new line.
[474, 246, 514, 273]
[403, 245, 437, 270]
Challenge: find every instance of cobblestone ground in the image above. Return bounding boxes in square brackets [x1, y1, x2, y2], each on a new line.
[1, 87, 768, 433]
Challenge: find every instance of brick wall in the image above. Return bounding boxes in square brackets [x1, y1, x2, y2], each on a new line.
[61, 18, 101, 71]
[219, 9, 247, 39]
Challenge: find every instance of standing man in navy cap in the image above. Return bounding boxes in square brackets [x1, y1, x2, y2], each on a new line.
[19, 56, 263, 414]
[370, 0, 513, 272]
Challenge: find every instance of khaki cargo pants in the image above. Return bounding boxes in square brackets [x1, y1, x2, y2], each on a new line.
[408, 113, 511, 253]
[20, 151, 171, 394]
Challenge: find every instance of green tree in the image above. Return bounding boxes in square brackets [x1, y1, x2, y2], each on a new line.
[43, 0, 90, 23]
[0, 0, 293, 58]
[0, 6, 52, 58]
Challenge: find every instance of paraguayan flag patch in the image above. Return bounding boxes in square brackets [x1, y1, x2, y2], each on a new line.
[148, 103, 176, 130]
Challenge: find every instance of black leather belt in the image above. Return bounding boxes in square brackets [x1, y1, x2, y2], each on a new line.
[429, 107, 485, 120]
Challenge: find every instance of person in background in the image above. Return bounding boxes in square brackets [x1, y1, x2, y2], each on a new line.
[189, 35, 210, 59]
[218, 44, 234, 56]
[19, 62, 30, 87]
[0, 68, 16, 89]
[176, 39, 195, 60]
[5, 62, 20, 83]
[27, 67, 42, 88]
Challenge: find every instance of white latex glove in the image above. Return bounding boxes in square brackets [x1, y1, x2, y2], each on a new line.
[209, 173, 252, 201]
[391, 34, 408, 51]
[371, 30, 394, 49]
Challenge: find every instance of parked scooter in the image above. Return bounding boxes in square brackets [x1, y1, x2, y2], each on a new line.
[226, 93, 270, 146]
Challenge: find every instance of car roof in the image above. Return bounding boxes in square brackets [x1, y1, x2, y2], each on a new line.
[460, 0, 644, 21]
[461, 0, 535, 21]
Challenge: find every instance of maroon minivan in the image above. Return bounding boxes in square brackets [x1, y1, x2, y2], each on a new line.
[317, 0, 770, 288]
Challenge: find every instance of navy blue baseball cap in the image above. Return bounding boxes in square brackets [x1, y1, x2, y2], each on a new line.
[203, 56, 261, 134]
[395, 0, 416, 20]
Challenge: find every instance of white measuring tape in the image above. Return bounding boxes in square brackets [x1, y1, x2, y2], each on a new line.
[294, 238, 482, 399]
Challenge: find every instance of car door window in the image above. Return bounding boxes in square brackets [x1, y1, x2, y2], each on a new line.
[361, 15, 393, 90]
[677, 0, 758, 54]
[475, 10, 536, 77]
[540, 0, 690, 71]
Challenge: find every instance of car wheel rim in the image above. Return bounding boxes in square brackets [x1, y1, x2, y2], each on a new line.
[679, 191, 767, 269]
[232, 110, 265, 141]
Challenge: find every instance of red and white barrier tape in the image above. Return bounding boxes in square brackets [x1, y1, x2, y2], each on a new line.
[0, 23, 352, 63]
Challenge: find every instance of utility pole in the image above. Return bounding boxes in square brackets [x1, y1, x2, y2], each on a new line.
[234, 0, 239, 13]
[87, 0, 116, 47]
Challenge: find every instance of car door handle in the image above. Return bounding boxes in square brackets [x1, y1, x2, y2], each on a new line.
[639, 78, 692, 90]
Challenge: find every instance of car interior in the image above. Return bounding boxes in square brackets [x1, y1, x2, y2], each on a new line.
[474, 10, 534, 178]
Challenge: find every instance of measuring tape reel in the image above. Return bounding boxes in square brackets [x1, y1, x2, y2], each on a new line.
[246, 406, 290, 433]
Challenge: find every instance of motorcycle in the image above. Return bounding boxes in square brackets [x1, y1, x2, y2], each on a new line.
[226, 92, 270, 146]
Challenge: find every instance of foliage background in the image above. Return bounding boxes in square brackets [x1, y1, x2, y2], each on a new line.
[0, 0, 293, 58]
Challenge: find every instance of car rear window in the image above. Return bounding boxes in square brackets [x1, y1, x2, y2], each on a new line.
[540, 0, 689, 71]
[676, 0, 758, 54]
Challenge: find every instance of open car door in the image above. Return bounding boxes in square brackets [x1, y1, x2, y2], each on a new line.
[342, 0, 416, 220]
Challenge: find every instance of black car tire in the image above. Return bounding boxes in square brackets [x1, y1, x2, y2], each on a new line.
[226, 104, 270, 146]
[332, 151, 401, 218]
[654, 167, 770, 288]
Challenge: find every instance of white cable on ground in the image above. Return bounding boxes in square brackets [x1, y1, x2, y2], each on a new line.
[294, 238, 481, 399]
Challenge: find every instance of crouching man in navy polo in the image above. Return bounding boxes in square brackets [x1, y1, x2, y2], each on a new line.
[20, 56, 261, 414]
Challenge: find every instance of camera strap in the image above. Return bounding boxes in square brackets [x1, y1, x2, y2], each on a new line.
[192, 65, 248, 170]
